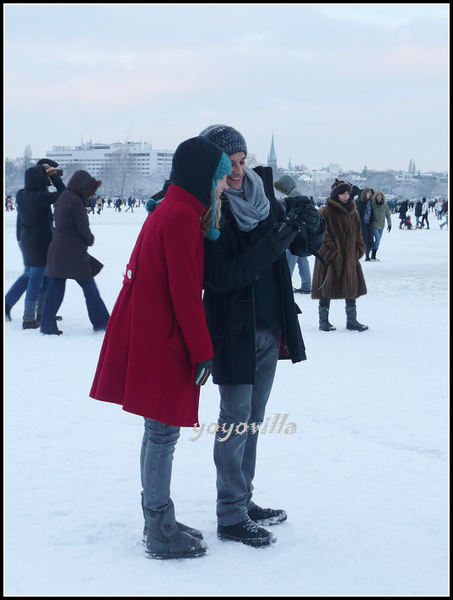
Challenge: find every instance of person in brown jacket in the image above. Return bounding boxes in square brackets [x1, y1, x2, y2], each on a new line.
[311, 179, 368, 332]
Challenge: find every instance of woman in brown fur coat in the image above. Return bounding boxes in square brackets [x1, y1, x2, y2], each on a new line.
[311, 179, 368, 331]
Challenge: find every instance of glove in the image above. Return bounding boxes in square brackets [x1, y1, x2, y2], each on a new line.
[387, 225, 392, 232]
[269, 222, 299, 255]
[194, 359, 213, 386]
[286, 196, 320, 232]
[292, 204, 320, 232]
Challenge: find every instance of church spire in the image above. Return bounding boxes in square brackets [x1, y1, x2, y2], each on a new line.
[268, 133, 277, 172]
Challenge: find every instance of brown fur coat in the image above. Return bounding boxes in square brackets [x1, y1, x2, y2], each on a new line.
[311, 197, 367, 299]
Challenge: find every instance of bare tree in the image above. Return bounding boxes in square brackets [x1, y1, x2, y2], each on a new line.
[23, 144, 33, 172]
[408, 159, 417, 174]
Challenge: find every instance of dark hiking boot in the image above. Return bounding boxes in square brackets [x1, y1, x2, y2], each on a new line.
[217, 519, 277, 548]
[248, 504, 287, 526]
[5, 303, 12, 322]
[22, 320, 40, 330]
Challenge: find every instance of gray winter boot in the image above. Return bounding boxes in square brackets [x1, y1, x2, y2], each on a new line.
[141, 494, 203, 542]
[346, 305, 369, 332]
[143, 501, 207, 560]
[22, 300, 39, 329]
[319, 306, 336, 331]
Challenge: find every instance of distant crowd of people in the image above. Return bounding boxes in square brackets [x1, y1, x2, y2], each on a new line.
[397, 197, 448, 230]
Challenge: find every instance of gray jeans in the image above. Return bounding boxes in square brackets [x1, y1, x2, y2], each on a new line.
[140, 418, 180, 512]
[214, 327, 280, 526]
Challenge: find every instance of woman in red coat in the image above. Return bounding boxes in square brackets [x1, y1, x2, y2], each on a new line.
[90, 137, 231, 559]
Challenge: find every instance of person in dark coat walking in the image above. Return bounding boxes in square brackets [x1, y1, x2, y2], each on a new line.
[355, 187, 374, 261]
[15, 161, 66, 329]
[399, 199, 410, 228]
[414, 199, 423, 228]
[199, 124, 326, 548]
[40, 170, 110, 335]
[312, 179, 368, 332]
[90, 137, 231, 559]
[5, 212, 30, 322]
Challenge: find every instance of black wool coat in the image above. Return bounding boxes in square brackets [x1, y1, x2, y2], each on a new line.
[46, 170, 102, 280]
[16, 166, 66, 266]
[203, 166, 325, 385]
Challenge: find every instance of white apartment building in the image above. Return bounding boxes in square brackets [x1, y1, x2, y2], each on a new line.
[45, 141, 174, 177]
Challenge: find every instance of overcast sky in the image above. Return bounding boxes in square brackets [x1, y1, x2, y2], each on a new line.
[4, 3, 449, 172]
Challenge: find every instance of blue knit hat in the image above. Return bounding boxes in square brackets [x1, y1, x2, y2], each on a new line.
[206, 151, 231, 240]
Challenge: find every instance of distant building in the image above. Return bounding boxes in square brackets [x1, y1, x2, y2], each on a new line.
[267, 134, 277, 173]
[44, 141, 174, 177]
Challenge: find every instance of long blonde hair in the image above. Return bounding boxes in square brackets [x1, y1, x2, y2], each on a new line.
[201, 191, 222, 238]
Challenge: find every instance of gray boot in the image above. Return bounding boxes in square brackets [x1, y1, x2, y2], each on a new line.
[143, 501, 207, 560]
[319, 306, 336, 331]
[346, 305, 368, 332]
[22, 300, 39, 329]
[141, 494, 203, 541]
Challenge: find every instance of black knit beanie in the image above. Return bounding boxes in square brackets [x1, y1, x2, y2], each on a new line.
[199, 124, 247, 157]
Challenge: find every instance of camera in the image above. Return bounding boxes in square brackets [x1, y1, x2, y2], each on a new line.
[55, 169, 64, 177]
[285, 195, 312, 213]
[283, 196, 312, 231]
[283, 195, 319, 232]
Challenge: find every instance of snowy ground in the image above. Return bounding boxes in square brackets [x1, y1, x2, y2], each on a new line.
[4, 206, 449, 596]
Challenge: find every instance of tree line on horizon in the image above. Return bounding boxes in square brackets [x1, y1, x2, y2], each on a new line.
[4, 145, 448, 201]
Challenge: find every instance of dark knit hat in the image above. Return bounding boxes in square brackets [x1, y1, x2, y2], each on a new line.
[199, 124, 247, 157]
[330, 179, 351, 197]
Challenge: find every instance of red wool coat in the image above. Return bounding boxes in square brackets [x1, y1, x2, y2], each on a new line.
[90, 185, 214, 427]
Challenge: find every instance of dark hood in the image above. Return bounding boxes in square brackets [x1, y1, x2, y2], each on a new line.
[67, 170, 101, 200]
[24, 165, 51, 191]
[170, 137, 224, 207]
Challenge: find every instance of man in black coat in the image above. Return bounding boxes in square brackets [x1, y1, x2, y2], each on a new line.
[200, 125, 325, 548]
[15, 161, 65, 328]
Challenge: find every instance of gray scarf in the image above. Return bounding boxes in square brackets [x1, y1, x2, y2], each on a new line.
[223, 168, 270, 231]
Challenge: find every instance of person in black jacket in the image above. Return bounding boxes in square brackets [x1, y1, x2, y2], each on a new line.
[355, 187, 374, 261]
[399, 199, 410, 228]
[15, 161, 65, 329]
[199, 125, 325, 548]
[40, 170, 110, 335]
[5, 211, 30, 322]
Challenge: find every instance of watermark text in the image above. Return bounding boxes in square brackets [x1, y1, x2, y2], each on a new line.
[189, 413, 296, 442]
